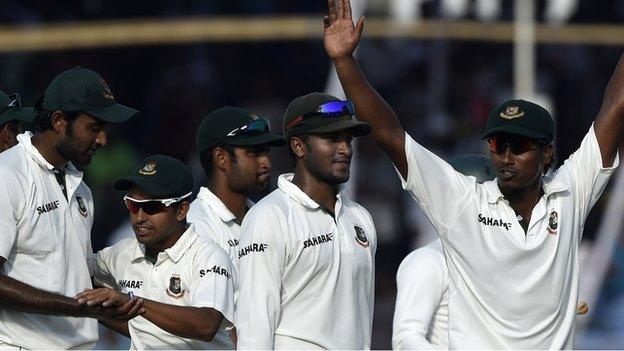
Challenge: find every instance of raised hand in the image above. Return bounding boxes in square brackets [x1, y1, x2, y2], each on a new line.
[323, 0, 365, 61]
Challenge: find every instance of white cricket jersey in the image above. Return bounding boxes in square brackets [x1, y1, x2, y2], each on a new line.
[188, 187, 252, 284]
[94, 224, 235, 350]
[397, 125, 618, 349]
[236, 173, 377, 349]
[0, 132, 97, 350]
[393, 239, 449, 350]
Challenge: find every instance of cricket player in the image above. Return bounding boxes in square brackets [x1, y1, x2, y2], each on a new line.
[393, 155, 495, 350]
[323, 0, 624, 347]
[0, 67, 140, 349]
[236, 92, 376, 349]
[78, 155, 235, 349]
[188, 106, 285, 277]
[0, 90, 34, 153]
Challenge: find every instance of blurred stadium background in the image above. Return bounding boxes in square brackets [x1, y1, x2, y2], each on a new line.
[2, 0, 624, 348]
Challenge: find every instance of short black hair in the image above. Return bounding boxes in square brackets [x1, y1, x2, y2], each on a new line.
[32, 94, 81, 133]
[200, 143, 237, 180]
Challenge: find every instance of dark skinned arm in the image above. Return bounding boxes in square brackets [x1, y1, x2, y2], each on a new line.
[76, 288, 223, 342]
[323, 0, 408, 178]
[594, 53, 624, 167]
[99, 319, 131, 337]
[0, 256, 143, 320]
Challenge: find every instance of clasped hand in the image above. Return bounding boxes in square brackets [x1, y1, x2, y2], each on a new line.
[75, 288, 145, 321]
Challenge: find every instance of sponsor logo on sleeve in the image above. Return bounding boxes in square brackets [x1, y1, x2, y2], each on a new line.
[477, 214, 512, 230]
[36, 200, 60, 215]
[354, 225, 369, 248]
[165, 274, 185, 299]
[547, 210, 558, 236]
[238, 243, 268, 259]
[199, 265, 231, 279]
[303, 233, 333, 249]
[228, 239, 239, 247]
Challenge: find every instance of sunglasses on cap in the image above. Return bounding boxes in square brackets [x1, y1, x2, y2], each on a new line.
[0, 93, 22, 114]
[285, 100, 355, 130]
[123, 192, 191, 215]
[226, 118, 271, 137]
[487, 136, 546, 155]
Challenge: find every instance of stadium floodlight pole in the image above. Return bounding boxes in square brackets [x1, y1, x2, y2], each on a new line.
[514, 0, 536, 100]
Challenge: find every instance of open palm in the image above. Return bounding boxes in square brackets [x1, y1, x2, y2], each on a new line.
[323, 0, 365, 60]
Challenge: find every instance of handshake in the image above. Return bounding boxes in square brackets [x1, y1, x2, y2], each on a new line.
[75, 288, 145, 321]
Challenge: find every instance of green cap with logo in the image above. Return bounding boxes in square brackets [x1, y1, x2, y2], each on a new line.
[196, 106, 286, 156]
[42, 67, 139, 123]
[449, 154, 495, 183]
[283, 92, 371, 140]
[114, 155, 193, 198]
[0, 91, 35, 126]
[481, 99, 554, 143]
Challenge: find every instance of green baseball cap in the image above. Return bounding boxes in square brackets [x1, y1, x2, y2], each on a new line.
[283, 92, 372, 140]
[114, 155, 193, 198]
[449, 154, 495, 183]
[481, 99, 554, 143]
[42, 67, 139, 123]
[0, 91, 34, 126]
[196, 106, 285, 156]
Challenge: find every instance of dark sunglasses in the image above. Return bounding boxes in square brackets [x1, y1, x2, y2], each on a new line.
[285, 100, 355, 130]
[226, 118, 271, 137]
[123, 192, 191, 215]
[0, 93, 22, 114]
[487, 136, 545, 155]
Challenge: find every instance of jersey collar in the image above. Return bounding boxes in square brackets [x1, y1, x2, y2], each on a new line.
[131, 224, 198, 264]
[196, 187, 254, 223]
[277, 173, 348, 210]
[17, 132, 82, 176]
[483, 176, 568, 204]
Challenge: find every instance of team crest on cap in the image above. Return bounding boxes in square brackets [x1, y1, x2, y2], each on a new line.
[99, 78, 115, 100]
[138, 161, 157, 176]
[166, 274, 185, 299]
[76, 195, 88, 217]
[354, 225, 369, 248]
[499, 106, 525, 120]
[547, 210, 558, 235]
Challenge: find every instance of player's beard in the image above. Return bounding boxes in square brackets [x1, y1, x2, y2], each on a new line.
[228, 162, 271, 196]
[56, 126, 92, 167]
[304, 151, 350, 185]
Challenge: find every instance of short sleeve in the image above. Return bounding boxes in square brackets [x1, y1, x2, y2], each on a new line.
[190, 245, 235, 327]
[236, 203, 287, 350]
[93, 246, 118, 289]
[0, 166, 27, 260]
[396, 133, 475, 230]
[555, 124, 619, 218]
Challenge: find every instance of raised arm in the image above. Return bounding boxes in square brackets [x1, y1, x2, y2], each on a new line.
[324, 0, 408, 177]
[594, 52, 624, 167]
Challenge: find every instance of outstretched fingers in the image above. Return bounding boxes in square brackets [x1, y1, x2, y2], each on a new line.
[328, 0, 337, 22]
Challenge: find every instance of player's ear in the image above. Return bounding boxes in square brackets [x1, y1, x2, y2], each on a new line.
[51, 111, 68, 134]
[290, 136, 306, 158]
[176, 201, 190, 222]
[213, 147, 231, 172]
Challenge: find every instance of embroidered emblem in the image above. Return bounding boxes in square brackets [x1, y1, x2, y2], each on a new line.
[138, 161, 157, 176]
[76, 195, 88, 217]
[499, 106, 525, 119]
[547, 210, 558, 235]
[100, 78, 115, 100]
[354, 225, 369, 248]
[166, 274, 185, 299]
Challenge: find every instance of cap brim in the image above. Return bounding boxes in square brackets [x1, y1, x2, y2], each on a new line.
[480, 125, 547, 141]
[113, 177, 175, 198]
[307, 119, 372, 137]
[86, 103, 139, 123]
[226, 133, 286, 147]
[0, 107, 35, 124]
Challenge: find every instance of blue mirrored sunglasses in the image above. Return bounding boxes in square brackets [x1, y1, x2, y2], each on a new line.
[285, 100, 355, 130]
